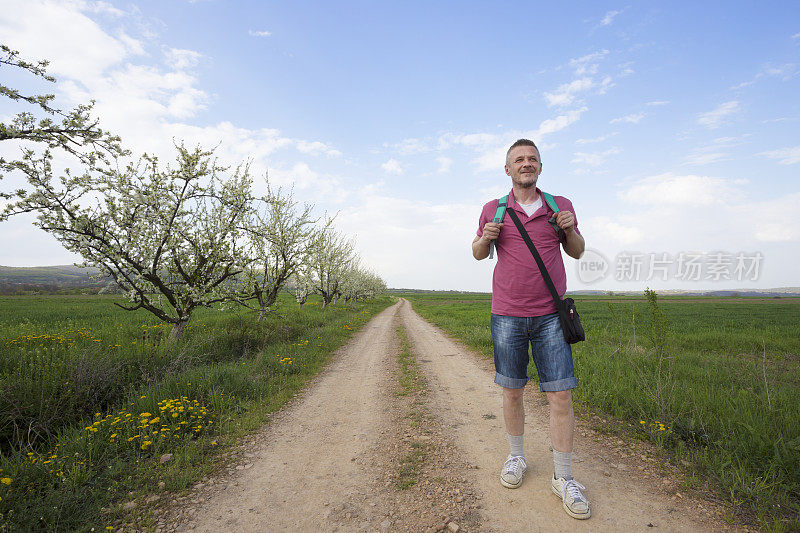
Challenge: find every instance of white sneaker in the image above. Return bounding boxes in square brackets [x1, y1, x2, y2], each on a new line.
[500, 455, 527, 488]
[551, 476, 591, 519]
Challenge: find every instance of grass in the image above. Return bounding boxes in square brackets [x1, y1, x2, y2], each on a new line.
[395, 325, 428, 490]
[0, 293, 393, 531]
[403, 291, 800, 532]
[396, 326, 424, 398]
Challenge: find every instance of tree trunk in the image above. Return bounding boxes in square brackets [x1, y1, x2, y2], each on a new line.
[170, 319, 188, 340]
[257, 307, 268, 321]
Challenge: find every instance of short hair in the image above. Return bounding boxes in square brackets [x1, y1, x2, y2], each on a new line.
[506, 139, 540, 164]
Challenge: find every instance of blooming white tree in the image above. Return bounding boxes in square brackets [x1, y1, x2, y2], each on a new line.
[1, 144, 252, 339]
[292, 268, 315, 309]
[0, 44, 125, 188]
[235, 181, 321, 320]
[306, 224, 357, 308]
[340, 266, 386, 304]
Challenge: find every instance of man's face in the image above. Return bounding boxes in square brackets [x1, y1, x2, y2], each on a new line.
[505, 145, 542, 189]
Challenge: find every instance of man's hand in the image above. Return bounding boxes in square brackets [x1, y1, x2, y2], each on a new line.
[481, 222, 504, 241]
[551, 211, 575, 233]
[472, 222, 503, 260]
[552, 210, 585, 259]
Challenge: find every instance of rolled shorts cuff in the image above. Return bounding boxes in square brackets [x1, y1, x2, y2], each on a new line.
[494, 372, 528, 389]
[539, 376, 577, 392]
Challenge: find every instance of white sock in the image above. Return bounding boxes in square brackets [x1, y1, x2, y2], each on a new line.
[553, 449, 572, 480]
[507, 434, 524, 457]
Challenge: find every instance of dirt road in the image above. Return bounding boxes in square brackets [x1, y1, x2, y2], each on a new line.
[171, 299, 734, 532]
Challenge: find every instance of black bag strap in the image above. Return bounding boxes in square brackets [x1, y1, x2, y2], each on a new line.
[506, 207, 562, 307]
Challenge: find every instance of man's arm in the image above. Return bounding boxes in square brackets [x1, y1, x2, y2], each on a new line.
[472, 222, 503, 260]
[562, 227, 585, 259]
[552, 211, 585, 259]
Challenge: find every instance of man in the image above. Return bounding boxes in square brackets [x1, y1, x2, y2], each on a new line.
[471, 139, 589, 520]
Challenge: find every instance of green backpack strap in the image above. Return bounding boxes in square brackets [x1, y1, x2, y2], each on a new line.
[542, 192, 566, 241]
[542, 192, 559, 213]
[493, 195, 508, 223]
[488, 195, 508, 259]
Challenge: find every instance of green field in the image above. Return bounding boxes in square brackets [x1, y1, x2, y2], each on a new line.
[404, 292, 800, 532]
[0, 294, 393, 531]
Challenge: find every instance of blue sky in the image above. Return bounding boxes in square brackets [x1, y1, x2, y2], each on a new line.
[1, 1, 798, 291]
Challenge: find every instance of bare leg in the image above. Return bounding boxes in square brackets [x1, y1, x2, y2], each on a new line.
[502, 386, 525, 435]
[546, 390, 574, 453]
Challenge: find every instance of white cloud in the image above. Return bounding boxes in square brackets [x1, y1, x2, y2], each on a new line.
[265, 162, 346, 203]
[758, 146, 800, 165]
[682, 151, 728, 166]
[576, 133, 617, 145]
[752, 192, 800, 242]
[543, 78, 593, 107]
[646, 100, 670, 106]
[0, 0, 355, 219]
[793, 32, 800, 40]
[731, 64, 798, 89]
[0, 0, 131, 81]
[335, 193, 489, 290]
[572, 147, 621, 166]
[619, 173, 743, 206]
[381, 158, 403, 175]
[610, 112, 644, 124]
[600, 10, 622, 26]
[441, 108, 586, 174]
[569, 50, 609, 75]
[583, 216, 643, 245]
[682, 136, 748, 166]
[249, 29, 272, 37]
[436, 156, 452, 174]
[389, 137, 430, 155]
[296, 140, 342, 157]
[87, 1, 125, 17]
[697, 101, 740, 129]
[165, 48, 202, 70]
[763, 63, 797, 78]
[536, 107, 587, 137]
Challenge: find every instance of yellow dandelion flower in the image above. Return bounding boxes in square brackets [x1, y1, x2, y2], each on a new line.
[0, 477, 12, 485]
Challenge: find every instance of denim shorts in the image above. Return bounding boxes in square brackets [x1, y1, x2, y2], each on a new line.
[491, 313, 578, 392]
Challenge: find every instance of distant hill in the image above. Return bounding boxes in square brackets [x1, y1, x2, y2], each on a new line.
[0, 265, 119, 294]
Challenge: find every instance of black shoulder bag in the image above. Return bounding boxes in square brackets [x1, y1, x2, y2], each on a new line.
[506, 208, 585, 344]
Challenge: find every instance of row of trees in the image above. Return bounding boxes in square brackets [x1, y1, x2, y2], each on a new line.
[0, 44, 385, 339]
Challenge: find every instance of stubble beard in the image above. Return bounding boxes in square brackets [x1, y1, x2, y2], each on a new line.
[513, 173, 537, 189]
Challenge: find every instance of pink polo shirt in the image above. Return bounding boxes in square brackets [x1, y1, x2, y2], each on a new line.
[477, 189, 580, 317]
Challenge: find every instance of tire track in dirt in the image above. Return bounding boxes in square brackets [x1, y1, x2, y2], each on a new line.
[167, 299, 738, 532]
[182, 302, 402, 532]
[398, 298, 737, 532]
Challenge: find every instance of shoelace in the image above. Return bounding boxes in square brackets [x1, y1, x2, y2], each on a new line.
[503, 456, 526, 476]
[561, 479, 587, 502]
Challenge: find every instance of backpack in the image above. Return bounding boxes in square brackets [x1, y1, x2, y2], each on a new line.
[488, 192, 564, 259]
